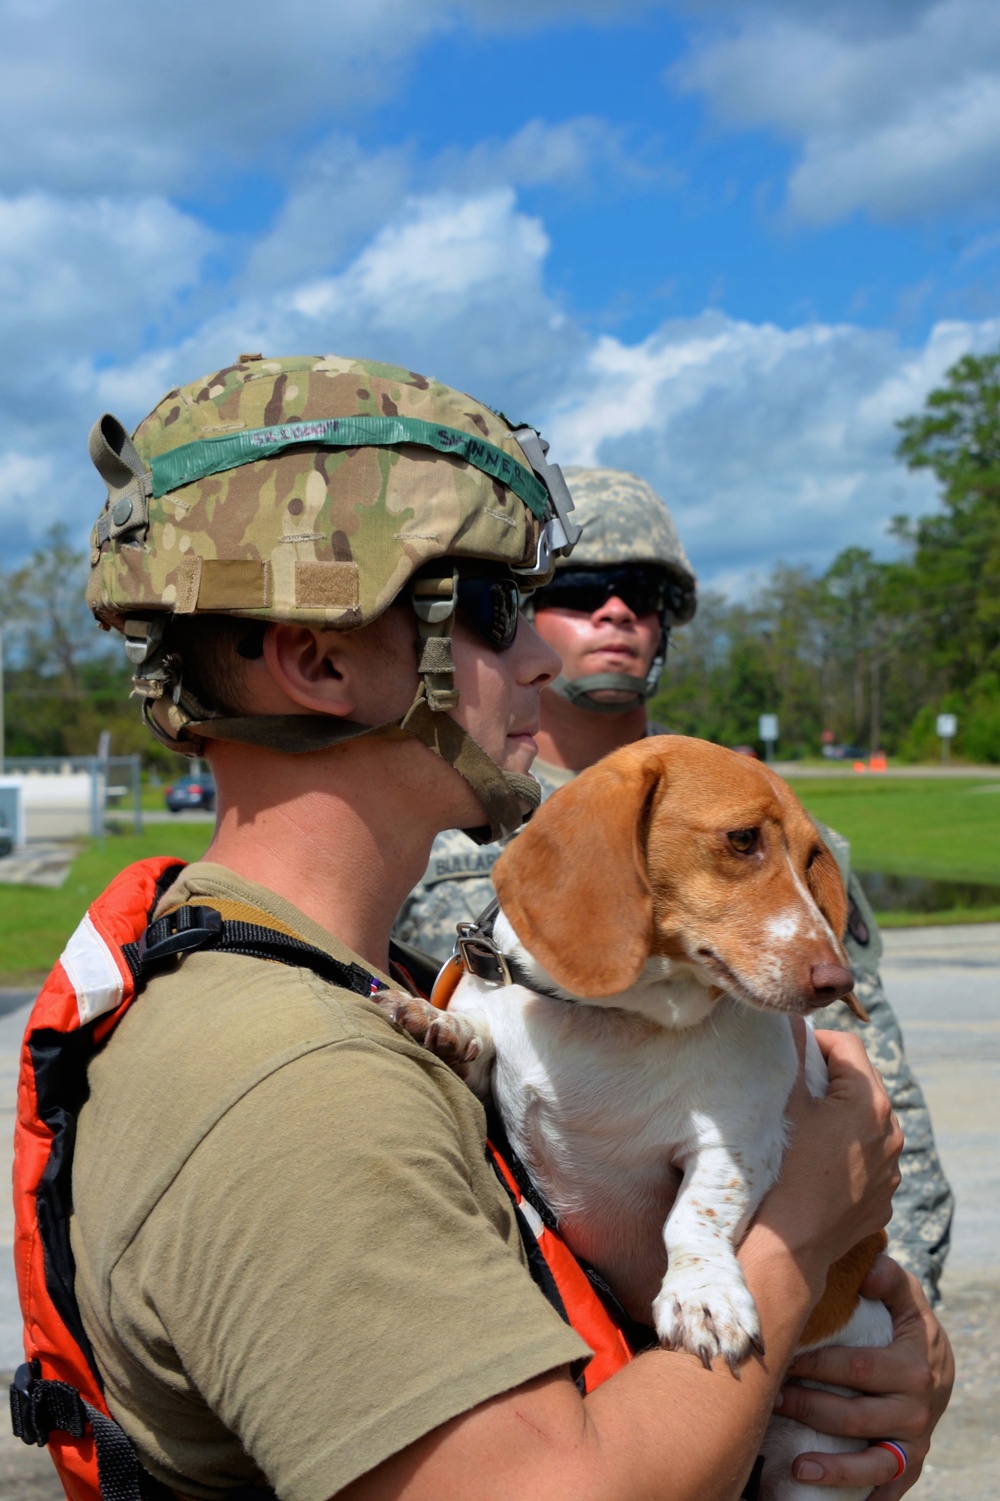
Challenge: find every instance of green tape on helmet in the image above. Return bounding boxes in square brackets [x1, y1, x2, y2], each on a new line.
[150, 415, 550, 520]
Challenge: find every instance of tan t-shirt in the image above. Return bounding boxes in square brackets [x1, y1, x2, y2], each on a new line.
[70, 863, 586, 1501]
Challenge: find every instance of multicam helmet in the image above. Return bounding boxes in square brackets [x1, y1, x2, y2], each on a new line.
[530, 467, 698, 713]
[86, 353, 580, 841]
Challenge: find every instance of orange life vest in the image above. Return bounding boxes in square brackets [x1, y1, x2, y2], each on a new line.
[9, 856, 636, 1500]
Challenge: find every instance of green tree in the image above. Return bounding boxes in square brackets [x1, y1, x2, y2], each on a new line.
[895, 350, 1000, 693]
[0, 525, 180, 766]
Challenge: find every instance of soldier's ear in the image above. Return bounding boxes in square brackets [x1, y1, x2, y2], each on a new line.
[262, 626, 356, 714]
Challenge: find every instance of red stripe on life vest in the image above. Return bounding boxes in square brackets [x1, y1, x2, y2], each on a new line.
[487, 1140, 632, 1393]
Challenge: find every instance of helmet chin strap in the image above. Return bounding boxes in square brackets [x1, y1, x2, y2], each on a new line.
[143, 690, 539, 846]
[132, 569, 540, 846]
[549, 625, 669, 716]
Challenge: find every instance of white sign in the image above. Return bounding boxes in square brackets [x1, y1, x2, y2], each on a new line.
[936, 713, 957, 739]
[759, 714, 779, 742]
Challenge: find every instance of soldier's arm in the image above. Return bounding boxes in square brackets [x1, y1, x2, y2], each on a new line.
[811, 860, 954, 1303]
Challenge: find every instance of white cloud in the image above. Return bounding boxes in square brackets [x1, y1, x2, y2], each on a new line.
[674, 1, 1000, 221]
[0, 451, 54, 525]
[290, 189, 550, 324]
[438, 117, 679, 195]
[0, 0, 663, 196]
[545, 309, 1000, 583]
[0, 0, 439, 195]
[241, 117, 675, 299]
[94, 187, 584, 426]
[0, 192, 214, 354]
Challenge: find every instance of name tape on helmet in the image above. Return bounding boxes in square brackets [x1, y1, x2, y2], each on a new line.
[150, 415, 551, 520]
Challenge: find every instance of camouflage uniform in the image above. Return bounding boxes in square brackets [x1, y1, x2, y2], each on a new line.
[395, 758, 954, 1302]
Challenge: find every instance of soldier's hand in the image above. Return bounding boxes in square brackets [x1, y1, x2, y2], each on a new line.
[774, 1254, 954, 1497]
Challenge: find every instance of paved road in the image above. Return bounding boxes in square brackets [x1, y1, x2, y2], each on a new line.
[1, 925, 997, 1497]
[774, 763, 1000, 779]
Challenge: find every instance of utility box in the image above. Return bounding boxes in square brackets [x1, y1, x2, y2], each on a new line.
[0, 781, 25, 851]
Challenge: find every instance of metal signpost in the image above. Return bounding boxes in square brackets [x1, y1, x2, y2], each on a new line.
[936, 712, 957, 764]
[759, 713, 779, 764]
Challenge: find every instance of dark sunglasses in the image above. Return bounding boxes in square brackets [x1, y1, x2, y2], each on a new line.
[532, 564, 676, 620]
[455, 574, 520, 651]
[238, 574, 522, 660]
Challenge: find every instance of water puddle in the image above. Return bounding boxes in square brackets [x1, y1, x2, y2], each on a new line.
[857, 871, 1000, 913]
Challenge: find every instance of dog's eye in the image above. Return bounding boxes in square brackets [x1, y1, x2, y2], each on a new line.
[727, 828, 758, 855]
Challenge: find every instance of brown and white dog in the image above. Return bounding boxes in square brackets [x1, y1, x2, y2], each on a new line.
[389, 735, 893, 1501]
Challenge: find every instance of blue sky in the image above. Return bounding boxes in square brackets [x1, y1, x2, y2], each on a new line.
[4, 0, 1000, 592]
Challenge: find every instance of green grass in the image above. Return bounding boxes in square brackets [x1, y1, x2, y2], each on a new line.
[874, 905, 1000, 927]
[3, 775, 998, 983]
[792, 776, 1000, 885]
[0, 826, 212, 985]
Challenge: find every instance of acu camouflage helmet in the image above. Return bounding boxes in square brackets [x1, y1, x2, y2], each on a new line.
[531, 467, 698, 714]
[86, 353, 580, 842]
[557, 468, 696, 620]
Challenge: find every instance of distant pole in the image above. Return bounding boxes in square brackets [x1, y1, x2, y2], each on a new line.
[0, 624, 4, 774]
[131, 753, 143, 836]
[869, 639, 881, 758]
[759, 713, 779, 765]
[936, 713, 957, 765]
[89, 756, 101, 840]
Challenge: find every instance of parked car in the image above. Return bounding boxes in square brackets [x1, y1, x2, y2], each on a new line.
[164, 774, 216, 813]
[730, 744, 759, 759]
[821, 744, 866, 761]
[0, 820, 12, 859]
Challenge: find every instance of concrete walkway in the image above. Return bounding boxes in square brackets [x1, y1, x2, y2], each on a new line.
[0, 926, 998, 1496]
[875, 924, 1000, 1499]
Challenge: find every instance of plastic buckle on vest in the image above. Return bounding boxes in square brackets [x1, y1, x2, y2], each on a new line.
[10, 1362, 41, 1445]
[10, 1361, 87, 1447]
[137, 904, 223, 967]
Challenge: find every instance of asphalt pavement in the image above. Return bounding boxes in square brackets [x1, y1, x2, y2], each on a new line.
[0, 924, 997, 1497]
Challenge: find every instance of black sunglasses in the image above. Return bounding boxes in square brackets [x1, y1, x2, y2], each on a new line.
[455, 575, 520, 651]
[238, 574, 522, 661]
[532, 564, 675, 620]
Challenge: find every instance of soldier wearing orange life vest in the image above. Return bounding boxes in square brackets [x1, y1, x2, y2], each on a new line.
[10, 355, 944, 1501]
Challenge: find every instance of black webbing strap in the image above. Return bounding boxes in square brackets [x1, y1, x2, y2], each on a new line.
[11, 1365, 141, 1501]
[121, 905, 385, 998]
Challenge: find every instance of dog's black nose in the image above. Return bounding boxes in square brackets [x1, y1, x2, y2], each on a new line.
[809, 961, 855, 1003]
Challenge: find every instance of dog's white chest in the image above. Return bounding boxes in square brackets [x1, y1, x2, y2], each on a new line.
[452, 977, 797, 1317]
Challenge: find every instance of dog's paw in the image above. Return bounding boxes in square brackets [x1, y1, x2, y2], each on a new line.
[652, 1262, 764, 1373]
[374, 991, 493, 1087]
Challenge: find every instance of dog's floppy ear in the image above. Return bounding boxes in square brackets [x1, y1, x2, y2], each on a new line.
[805, 838, 849, 942]
[493, 746, 660, 997]
[805, 837, 869, 1021]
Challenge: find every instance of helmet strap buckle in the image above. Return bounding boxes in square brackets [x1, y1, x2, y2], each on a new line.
[412, 568, 460, 712]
